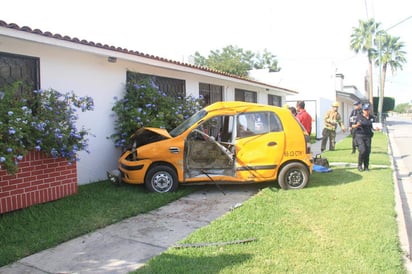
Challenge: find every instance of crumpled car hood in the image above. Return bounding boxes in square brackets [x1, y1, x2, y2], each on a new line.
[129, 127, 171, 149]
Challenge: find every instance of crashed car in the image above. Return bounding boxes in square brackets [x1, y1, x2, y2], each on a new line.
[108, 101, 313, 193]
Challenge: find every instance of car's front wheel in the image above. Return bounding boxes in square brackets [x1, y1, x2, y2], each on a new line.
[278, 162, 309, 190]
[145, 165, 178, 193]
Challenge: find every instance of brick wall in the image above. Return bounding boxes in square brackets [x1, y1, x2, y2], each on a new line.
[0, 151, 78, 214]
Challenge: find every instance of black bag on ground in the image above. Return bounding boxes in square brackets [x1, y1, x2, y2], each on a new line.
[314, 154, 329, 168]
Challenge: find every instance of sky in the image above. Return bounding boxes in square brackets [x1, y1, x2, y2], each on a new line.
[1, 0, 411, 103]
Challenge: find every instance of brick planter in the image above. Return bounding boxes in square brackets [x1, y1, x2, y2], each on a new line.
[0, 151, 77, 214]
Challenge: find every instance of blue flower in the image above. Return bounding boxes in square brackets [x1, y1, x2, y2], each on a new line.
[16, 155, 23, 161]
[8, 111, 14, 116]
[8, 127, 16, 135]
[6, 148, 12, 153]
[0, 156, 5, 162]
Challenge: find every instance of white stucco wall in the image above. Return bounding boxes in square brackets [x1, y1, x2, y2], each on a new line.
[1, 36, 125, 183]
[0, 30, 295, 184]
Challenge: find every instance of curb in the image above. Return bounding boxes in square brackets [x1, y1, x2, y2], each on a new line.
[387, 125, 412, 273]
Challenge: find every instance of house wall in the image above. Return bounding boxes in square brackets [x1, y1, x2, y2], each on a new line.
[1, 34, 289, 185]
[1, 36, 125, 184]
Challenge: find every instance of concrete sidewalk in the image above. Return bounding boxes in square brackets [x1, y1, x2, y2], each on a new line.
[3, 130, 409, 274]
[0, 184, 263, 274]
[0, 132, 349, 274]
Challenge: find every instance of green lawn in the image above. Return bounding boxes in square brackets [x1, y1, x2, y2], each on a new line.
[134, 132, 406, 273]
[0, 181, 195, 266]
[0, 132, 405, 273]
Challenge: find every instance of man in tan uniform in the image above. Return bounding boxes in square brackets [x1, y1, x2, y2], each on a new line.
[321, 102, 346, 152]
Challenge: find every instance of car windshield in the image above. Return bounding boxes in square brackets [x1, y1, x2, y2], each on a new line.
[169, 109, 208, 137]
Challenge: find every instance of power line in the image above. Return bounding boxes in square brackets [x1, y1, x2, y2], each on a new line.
[385, 15, 412, 31]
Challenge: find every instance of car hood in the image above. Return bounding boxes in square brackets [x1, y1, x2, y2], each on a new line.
[130, 127, 172, 148]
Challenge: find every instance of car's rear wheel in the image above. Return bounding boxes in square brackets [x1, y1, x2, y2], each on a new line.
[278, 162, 309, 189]
[145, 165, 178, 193]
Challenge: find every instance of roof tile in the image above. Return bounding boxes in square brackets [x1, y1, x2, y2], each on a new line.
[0, 19, 297, 94]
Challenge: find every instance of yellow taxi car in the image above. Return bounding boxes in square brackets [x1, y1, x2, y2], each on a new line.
[107, 101, 313, 192]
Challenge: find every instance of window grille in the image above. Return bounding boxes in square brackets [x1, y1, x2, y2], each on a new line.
[199, 83, 223, 106]
[127, 71, 185, 98]
[234, 89, 257, 103]
[0, 52, 40, 94]
[268, 94, 282, 106]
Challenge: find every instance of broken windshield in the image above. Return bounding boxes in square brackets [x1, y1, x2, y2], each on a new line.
[169, 109, 208, 137]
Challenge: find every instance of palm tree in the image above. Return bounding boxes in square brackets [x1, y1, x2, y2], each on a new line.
[350, 18, 381, 112]
[375, 33, 407, 120]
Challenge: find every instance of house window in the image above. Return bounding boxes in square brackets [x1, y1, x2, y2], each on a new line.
[234, 89, 257, 103]
[127, 71, 185, 98]
[199, 83, 223, 106]
[268, 94, 282, 106]
[0, 52, 40, 94]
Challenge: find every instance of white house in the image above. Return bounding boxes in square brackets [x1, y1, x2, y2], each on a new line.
[0, 20, 299, 184]
[249, 65, 368, 139]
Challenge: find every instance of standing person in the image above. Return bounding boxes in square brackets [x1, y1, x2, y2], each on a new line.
[289, 106, 297, 116]
[295, 100, 312, 135]
[321, 102, 346, 152]
[349, 101, 362, 154]
[352, 103, 377, 171]
[283, 104, 297, 116]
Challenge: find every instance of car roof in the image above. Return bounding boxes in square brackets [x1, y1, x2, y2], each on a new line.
[204, 101, 286, 115]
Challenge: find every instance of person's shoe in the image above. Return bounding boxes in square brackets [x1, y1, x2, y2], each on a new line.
[351, 149, 356, 154]
[358, 166, 363, 172]
[364, 167, 370, 172]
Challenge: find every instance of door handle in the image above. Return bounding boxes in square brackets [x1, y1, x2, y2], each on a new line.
[267, 142, 277, 146]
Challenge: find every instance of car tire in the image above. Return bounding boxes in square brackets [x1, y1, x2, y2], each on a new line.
[278, 162, 309, 190]
[145, 165, 178, 193]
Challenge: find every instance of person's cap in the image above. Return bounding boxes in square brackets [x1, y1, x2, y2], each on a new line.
[362, 103, 370, 110]
[332, 102, 339, 107]
[353, 101, 361, 105]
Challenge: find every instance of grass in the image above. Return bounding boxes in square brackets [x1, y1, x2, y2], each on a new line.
[0, 132, 405, 273]
[0, 181, 195, 266]
[134, 131, 406, 273]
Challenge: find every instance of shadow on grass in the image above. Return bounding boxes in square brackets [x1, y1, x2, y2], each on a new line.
[135, 253, 253, 273]
[309, 168, 363, 188]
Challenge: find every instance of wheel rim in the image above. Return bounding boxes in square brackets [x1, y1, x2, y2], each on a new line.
[152, 172, 173, 192]
[286, 169, 304, 188]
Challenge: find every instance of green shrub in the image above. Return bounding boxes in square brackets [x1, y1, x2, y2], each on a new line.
[0, 82, 94, 174]
[109, 77, 203, 149]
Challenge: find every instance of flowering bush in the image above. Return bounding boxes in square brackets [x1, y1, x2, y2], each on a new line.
[0, 82, 94, 174]
[109, 77, 203, 149]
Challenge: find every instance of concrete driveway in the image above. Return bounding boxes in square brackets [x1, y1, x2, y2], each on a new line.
[0, 184, 266, 274]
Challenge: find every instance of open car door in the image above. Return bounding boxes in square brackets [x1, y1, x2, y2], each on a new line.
[184, 115, 236, 180]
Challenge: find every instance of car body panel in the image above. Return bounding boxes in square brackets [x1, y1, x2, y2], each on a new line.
[116, 101, 312, 188]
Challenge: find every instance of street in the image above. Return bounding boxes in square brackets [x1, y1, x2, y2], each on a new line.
[387, 115, 412, 270]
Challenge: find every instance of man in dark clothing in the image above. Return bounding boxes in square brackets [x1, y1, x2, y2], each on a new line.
[349, 101, 363, 154]
[352, 103, 376, 171]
